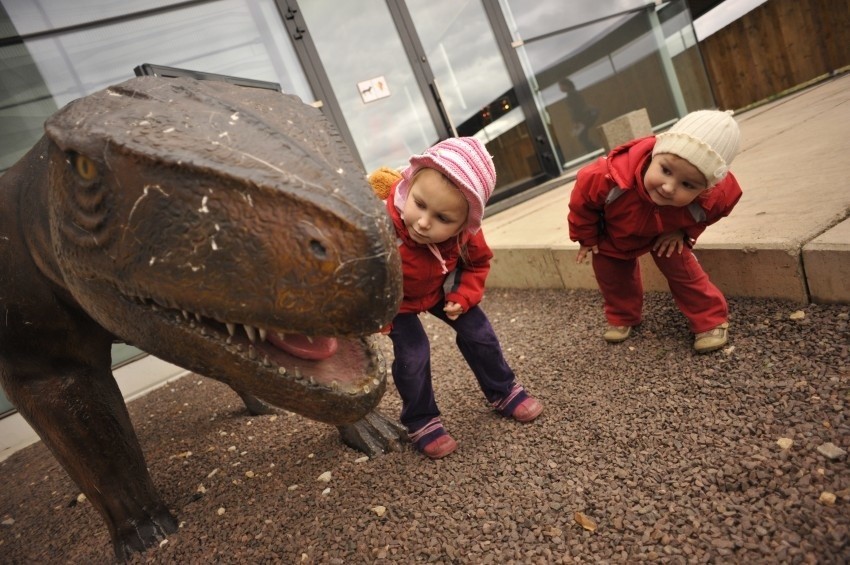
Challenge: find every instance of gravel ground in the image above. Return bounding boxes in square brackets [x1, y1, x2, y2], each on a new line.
[1, 288, 849, 564]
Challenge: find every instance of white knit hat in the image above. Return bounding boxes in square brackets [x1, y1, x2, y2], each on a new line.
[393, 137, 496, 235]
[653, 109, 741, 187]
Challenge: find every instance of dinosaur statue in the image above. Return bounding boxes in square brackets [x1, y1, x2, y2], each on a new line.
[0, 76, 404, 559]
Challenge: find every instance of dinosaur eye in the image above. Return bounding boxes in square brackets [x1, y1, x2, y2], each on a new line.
[309, 239, 327, 259]
[73, 154, 98, 180]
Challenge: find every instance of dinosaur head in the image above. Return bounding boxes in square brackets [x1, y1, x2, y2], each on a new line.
[41, 77, 402, 424]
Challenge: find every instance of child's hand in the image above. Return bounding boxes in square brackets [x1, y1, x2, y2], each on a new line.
[444, 301, 464, 320]
[575, 244, 598, 264]
[653, 230, 685, 257]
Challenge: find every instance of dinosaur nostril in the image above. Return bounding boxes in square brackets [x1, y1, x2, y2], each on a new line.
[309, 239, 327, 259]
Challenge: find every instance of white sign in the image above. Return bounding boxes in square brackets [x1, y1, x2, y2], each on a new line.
[357, 76, 390, 104]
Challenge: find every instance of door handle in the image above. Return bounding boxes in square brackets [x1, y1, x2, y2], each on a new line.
[429, 79, 458, 138]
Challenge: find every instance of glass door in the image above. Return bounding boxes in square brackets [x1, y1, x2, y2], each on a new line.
[296, 0, 549, 198]
[297, 0, 441, 173]
[404, 0, 545, 197]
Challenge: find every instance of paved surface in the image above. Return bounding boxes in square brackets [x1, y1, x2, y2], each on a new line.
[1, 289, 848, 563]
[483, 73, 850, 304]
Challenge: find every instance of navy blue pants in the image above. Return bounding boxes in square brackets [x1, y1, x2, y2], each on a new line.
[388, 303, 517, 434]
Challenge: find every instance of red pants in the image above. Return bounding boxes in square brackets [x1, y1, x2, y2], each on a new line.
[591, 248, 727, 333]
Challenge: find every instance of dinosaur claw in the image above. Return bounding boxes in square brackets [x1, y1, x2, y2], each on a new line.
[337, 409, 408, 457]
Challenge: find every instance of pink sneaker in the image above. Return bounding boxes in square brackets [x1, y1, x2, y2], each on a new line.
[511, 397, 543, 423]
[420, 434, 457, 459]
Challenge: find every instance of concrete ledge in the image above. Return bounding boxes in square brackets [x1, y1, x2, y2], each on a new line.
[488, 248, 564, 288]
[489, 243, 810, 304]
[803, 218, 850, 303]
[553, 247, 597, 290]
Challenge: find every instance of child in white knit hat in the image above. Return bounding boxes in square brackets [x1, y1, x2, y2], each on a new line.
[373, 137, 543, 459]
[568, 109, 743, 353]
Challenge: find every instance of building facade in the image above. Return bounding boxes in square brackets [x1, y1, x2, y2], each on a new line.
[0, 0, 713, 415]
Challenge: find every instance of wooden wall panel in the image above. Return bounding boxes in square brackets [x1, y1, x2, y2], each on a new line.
[699, 0, 850, 109]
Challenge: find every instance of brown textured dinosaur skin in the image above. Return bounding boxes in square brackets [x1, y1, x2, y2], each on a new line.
[0, 77, 402, 559]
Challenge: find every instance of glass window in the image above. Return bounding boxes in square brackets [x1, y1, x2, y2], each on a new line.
[4, 0, 190, 35]
[0, 392, 13, 418]
[1, 0, 312, 172]
[407, 0, 513, 130]
[407, 0, 542, 193]
[298, 0, 439, 172]
[504, 0, 648, 42]
[0, 39, 59, 169]
[502, 0, 713, 167]
[14, 0, 311, 107]
[658, 5, 713, 111]
[111, 343, 147, 368]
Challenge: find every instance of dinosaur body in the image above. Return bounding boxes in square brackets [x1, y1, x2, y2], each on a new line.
[0, 77, 402, 558]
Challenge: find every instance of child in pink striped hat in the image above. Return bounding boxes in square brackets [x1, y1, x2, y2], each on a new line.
[377, 137, 543, 460]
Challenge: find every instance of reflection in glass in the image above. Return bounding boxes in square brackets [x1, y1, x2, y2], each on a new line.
[299, 0, 439, 172]
[23, 0, 309, 107]
[504, 0, 713, 168]
[0, 40, 58, 170]
[505, 0, 648, 43]
[4, 0, 186, 35]
[0, 0, 311, 173]
[407, 0, 542, 194]
[111, 344, 147, 369]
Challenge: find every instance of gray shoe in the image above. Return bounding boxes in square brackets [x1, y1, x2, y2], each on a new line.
[694, 322, 729, 353]
[603, 325, 632, 343]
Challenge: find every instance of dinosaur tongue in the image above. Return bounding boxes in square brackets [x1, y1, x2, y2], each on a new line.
[267, 332, 339, 361]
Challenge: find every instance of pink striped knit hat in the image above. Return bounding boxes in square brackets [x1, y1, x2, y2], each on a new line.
[393, 137, 496, 235]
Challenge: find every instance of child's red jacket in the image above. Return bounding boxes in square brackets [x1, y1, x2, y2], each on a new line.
[386, 181, 492, 314]
[568, 136, 743, 259]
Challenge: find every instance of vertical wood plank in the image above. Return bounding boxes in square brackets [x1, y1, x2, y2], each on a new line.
[697, 0, 850, 110]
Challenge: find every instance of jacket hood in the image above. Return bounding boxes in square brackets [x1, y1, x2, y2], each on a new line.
[606, 136, 656, 193]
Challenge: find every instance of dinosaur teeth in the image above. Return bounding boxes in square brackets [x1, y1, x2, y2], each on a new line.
[137, 297, 285, 362]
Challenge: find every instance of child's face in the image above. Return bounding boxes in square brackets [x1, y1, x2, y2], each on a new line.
[402, 168, 468, 245]
[643, 153, 709, 207]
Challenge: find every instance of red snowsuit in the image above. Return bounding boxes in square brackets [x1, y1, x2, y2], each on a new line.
[568, 136, 743, 333]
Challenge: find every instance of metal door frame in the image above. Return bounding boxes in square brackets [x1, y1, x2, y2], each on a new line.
[278, 0, 561, 193]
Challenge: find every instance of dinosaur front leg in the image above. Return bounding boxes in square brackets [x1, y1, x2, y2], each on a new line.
[338, 409, 408, 457]
[234, 388, 280, 416]
[2, 363, 178, 559]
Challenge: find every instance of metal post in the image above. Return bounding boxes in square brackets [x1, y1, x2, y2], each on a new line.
[647, 3, 688, 116]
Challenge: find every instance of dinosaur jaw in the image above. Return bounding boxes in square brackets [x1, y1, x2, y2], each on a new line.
[117, 294, 387, 424]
